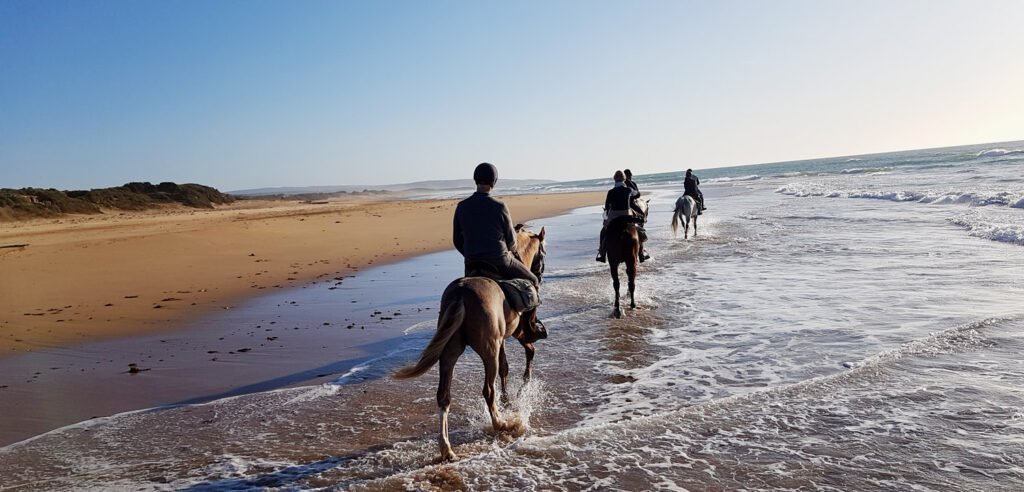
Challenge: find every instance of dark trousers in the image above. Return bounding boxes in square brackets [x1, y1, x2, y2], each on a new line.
[465, 254, 539, 287]
[686, 190, 705, 210]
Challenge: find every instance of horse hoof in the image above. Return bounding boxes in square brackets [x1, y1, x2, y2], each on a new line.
[440, 449, 458, 462]
[613, 309, 622, 319]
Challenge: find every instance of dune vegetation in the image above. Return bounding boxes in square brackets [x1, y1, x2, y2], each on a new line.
[0, 182, 234, 221]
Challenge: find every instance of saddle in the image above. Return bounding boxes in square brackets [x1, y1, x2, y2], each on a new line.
[465, 261, 541, 313]
[498, 278, 541, 313]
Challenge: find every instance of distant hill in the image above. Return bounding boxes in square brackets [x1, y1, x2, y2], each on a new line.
[0, 182, 234, 221]
[230, 178, 557, 197]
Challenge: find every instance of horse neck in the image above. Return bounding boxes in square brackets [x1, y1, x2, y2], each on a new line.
[517, 231, 539, 266]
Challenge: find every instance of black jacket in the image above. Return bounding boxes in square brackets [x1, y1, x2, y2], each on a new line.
[684, 175, 700, 195]
[605, 185, 644, 216]
[453, 192, 517, 260]
[625, 179, 640, 196]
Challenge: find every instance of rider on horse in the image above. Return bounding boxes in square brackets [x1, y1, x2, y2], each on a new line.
[596, 170, 649, 263]
[453, 162, 539, 287]
[623, 168, 649, 222]
[624, 168, 640, 197]
[684, 169, 707, 214]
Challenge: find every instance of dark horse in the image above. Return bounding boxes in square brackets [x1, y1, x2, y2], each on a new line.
[606, 216, 641, 318]
[393, 225, 547, 461]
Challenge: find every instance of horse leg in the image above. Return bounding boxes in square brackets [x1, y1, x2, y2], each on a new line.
[610, 261, 622, 318]
[520, 341, 535, 381]
[437, 340, 465, 461]
[498, 342, 510, 406]
[481, 341, 505, 432]
[694, 214, 698, 236]
[684, 216, 690, 239]
[626, 257, 637, 309]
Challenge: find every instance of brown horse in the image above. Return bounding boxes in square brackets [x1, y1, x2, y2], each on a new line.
[606, 217, 640, 318]
[393, 226, 547, 461]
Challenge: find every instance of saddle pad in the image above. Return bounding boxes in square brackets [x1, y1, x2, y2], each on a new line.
[498, 278, 541, 313]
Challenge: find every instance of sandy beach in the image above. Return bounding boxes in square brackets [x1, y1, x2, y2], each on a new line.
[0, 191, 602, 356]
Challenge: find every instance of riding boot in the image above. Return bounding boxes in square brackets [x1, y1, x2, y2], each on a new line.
[596, 227, 606, 262]
[639, 242, 650, 262]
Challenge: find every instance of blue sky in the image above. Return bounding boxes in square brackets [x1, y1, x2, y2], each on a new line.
[2, 0, 1022, 191]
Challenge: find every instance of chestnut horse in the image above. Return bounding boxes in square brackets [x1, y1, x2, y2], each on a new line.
[393, 225, 547, 461]
[606, 217, 640, 319]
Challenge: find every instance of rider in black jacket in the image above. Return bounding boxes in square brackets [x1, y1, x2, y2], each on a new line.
[624, 169, 646, 221]
[453, 163, 539, 286]
[684, 169, 706, 214]
[624, 169, 640, 196]
[597, 170, 649, 263]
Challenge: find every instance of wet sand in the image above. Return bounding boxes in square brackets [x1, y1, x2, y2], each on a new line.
[0, 192, 601, 356]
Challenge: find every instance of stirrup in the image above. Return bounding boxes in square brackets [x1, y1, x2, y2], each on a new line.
[595, 254, 606, 263]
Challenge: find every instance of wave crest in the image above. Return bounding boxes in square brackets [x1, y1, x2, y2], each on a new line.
[977, 148, 1024, 158]
[840, 166, 893, 175]
[707, 174, 761, 183]
[951, 212, 1024, 246]
[777, 184, 1024, 209]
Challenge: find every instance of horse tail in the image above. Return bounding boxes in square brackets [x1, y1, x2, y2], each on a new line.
[393, 291, 465, 379]
[671, 200, 681, 237]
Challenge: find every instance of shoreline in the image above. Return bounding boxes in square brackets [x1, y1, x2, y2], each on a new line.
[0, 191, 602, 357]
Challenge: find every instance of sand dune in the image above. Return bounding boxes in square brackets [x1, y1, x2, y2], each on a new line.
[0, 192, 601, 355]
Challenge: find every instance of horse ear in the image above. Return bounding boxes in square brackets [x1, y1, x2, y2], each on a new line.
[514, 223, 526, 232]
[538, 227, 545, 240]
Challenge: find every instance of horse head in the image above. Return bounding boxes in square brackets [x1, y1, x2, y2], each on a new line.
[515, 224, 547, 284]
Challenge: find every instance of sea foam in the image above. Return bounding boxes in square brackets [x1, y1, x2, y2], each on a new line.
[977, 148, 1024, 158]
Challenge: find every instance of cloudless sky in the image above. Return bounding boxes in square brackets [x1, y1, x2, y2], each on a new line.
[2, 0, 1023, 191]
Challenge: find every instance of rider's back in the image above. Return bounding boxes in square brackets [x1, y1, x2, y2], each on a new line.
[684, 176, 699, 195]
[453, 192, 515, 261]
[605, 185, 634, 212]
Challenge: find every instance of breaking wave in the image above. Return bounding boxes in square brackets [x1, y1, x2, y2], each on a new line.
[777, 183, 1024, 209]
[952, 212, 1024, 246]
[840, 166, 893, 174]
[977, 148, 1024, 158]
[706, 174, 761, 183]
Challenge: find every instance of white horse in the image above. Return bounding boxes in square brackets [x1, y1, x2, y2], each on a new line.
[671, 195, 698, 239]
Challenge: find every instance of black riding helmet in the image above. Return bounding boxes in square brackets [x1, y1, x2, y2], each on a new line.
[473, 162, 498, 186]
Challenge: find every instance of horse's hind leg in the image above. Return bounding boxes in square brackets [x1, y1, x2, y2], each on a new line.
[481, 342, 506, 432]
[694, 215, 698, 236]
[498, 343, 510, 406]
[436, 340, 465, 461]
[610, 262, 622, 318]
[626, 259, 637, 309]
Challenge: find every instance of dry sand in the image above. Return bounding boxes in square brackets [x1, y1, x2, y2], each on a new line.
[0, 192, 602, 356]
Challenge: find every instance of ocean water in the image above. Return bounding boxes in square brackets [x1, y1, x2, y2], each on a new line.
[2, 141, 1023, 490]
